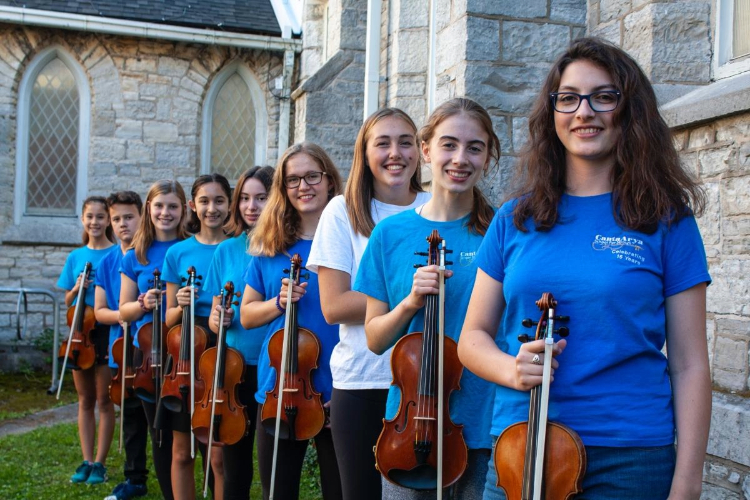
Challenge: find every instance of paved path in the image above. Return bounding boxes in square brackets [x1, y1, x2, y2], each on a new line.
[0, 403, 80, 438]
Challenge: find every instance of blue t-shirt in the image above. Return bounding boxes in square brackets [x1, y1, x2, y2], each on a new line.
[57, 245, 116, 308]
[203, 233, 265, 365]
[162, 235, 220, 318]
[120, 239, 180, 342]
[243, 239, 339, 405]
[354, 209, 496, 450]
[95, 248, 127, 369]
[477, 193, 711, 447]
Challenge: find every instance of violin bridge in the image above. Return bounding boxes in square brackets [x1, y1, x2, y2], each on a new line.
[282, 388, 299, 393]
[71, 339, 83, 343]
[176, 371, 191, 375]
[412, 416, 436, 421]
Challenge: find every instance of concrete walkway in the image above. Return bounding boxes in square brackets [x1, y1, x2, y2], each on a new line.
[0, 402, 80, 438]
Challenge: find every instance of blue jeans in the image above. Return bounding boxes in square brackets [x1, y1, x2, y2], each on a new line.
[483, 439, 676, 500]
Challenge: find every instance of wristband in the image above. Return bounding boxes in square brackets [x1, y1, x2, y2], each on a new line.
[275, 293, 286, 312]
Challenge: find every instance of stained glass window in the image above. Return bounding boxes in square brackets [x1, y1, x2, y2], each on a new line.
[211, 73, 256, 181]
[26, 57, 79, 215]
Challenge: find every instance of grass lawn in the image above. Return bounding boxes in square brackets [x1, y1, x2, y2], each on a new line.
[0, 371, 323, 499]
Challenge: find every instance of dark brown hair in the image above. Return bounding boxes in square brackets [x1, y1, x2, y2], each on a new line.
[225, 166, 275, 237]
[345, 108, 423, 237]
[512, 37, 704, 233]
[419, 97, 499, 236]
[106, 191, 143, 213]
[186, 173, 232, 234]
[81, 196, 115, 245]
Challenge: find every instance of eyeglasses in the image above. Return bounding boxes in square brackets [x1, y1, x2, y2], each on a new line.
[283, 171, 326, 189]
[549, 90, 621, 113]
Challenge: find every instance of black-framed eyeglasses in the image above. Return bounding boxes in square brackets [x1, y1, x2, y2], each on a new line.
[549, 90, 621, 113]
[283, 171, 326, 189]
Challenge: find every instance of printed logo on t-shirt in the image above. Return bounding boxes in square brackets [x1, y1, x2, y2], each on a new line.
[459, 250, 477, 267]
[592, 234, 645, 265]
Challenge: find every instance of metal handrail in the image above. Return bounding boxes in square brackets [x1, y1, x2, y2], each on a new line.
[0, 287, 62, 394]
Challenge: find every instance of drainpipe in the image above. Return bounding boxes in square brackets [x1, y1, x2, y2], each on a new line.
[427, 0, 437, 113]
[364, 0, 382, 120]
[278, 47, 295, 153]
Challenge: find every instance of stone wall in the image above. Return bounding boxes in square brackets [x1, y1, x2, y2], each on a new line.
[674, 112, 750, 499]
[0, 25, 286, 347]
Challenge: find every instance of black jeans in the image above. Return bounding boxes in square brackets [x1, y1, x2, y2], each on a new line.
[222, 366, 259, 499]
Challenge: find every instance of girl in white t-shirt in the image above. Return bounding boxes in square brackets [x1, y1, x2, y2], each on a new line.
[307, 108, 431, 500]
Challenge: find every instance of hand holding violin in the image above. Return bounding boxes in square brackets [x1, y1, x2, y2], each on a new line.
[277, 277, 307, 309]
[402, 265, 454, 312]
[513, 338, 567, 391]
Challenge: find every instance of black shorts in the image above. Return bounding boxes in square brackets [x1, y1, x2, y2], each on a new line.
[92, 323, 110, 366]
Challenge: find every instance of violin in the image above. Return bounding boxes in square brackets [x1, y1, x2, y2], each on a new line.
[161, 266, 208, 413]
[133, 269, 165, 403]
[57, 262, 96, 373]
[192, 281, 248, 497]
[261, 254, 325, 440]
[494, 293, 586, 500]
[192, 281, 248, 446]
[109, 321, 140, 409]
[375, 230, 467, 491]
[263, 254, 325, 500]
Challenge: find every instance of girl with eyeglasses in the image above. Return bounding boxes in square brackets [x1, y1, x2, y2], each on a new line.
[240, 142, 344, 500]
[306, 108, 431, 500]
[458, 37, 710, 499]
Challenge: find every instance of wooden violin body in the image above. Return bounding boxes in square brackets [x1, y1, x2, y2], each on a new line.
[261, 325, 324, 440]
[133, 269, 164, 403]
[493, 293, 585, 500]
[58, 262, 96, 371]
[109, 325, 140, 409]
[192, 342, 247, 446]
[161, 267, 208, 413]
[375, 333, 467, 490]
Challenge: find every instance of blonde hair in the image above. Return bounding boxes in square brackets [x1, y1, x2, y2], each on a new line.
[345, 108, 423, 237]
[250, 142, 343, 257]
[131, 180, 189, 264]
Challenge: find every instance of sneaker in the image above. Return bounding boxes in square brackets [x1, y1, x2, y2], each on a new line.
[70, 461, 93, 483]
[104, 479, 147, 499]
[86, 462, 108, 485]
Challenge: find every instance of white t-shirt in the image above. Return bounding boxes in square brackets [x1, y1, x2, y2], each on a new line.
[307, 192, 432, 389]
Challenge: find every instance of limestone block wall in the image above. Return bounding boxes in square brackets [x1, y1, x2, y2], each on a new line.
[432, 0, 587, 205]
[674, 114, 750, 499]
[0, 25, 285, 346]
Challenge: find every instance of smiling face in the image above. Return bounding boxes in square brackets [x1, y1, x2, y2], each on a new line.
[239, 177, 269, 228]
[365, 116, 419, 199]
[554, 59, 620, 171]
[109, 203, 141, 246]
[149, 192, 183, 237]
[284, 152, 331, 217]
[81, 201, 110, 241]
[422, 113, 490, 196]
[189, 181, 229, 231]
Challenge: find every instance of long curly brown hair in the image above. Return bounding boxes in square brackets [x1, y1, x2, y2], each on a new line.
[511, 37, 704, 234]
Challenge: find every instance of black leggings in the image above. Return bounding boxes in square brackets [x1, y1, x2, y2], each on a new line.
[255, 405, 342, 500]
[222, 366, 259, 499]
[330, 388, 388, 500]
[142, 400, 174, 500]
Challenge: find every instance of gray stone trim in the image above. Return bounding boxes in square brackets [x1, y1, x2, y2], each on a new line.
[1, 217, 81, 246]
[291, 49, 355, 99]
[661, 72, 750, 130]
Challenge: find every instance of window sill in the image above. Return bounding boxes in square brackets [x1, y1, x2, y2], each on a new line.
[660, 71, 750, 130]
[1, 217, 81, 246]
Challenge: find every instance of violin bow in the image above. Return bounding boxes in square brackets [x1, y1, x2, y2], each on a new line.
[119, 321, 129, 452]
[437, 239, 446, 499]
[57, 263, 91, 399]
[532, 300, 556, 500]
[269, 259, 296, 500]
[190, 271, 197, 460]
[203, 286, 227, 498]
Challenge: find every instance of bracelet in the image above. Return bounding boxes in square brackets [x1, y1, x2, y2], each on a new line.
[138, 293, 150, 312]
[275, 294, 285, 312]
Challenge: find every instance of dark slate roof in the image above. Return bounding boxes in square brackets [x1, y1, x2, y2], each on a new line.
[0, 0, 282, 36]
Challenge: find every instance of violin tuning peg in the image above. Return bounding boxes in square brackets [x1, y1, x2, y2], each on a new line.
[555, 315, 570, 322]
[445, 249, 453, 254]
[232, 300, 240, 306]
[302, 272, 310, 280]
[518, 334, 532, 343]
[180, 277, 187, 284]
[521, 318, 537, 328]
[414, 251, 429, 256]
[555, 326, 570, 337]
[445, 261, 453, 266]
[197, 274, 203, 280]
[234, 292, 241, 298]
[413, 264, 424, 269]
[282, 268, 290, 275]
